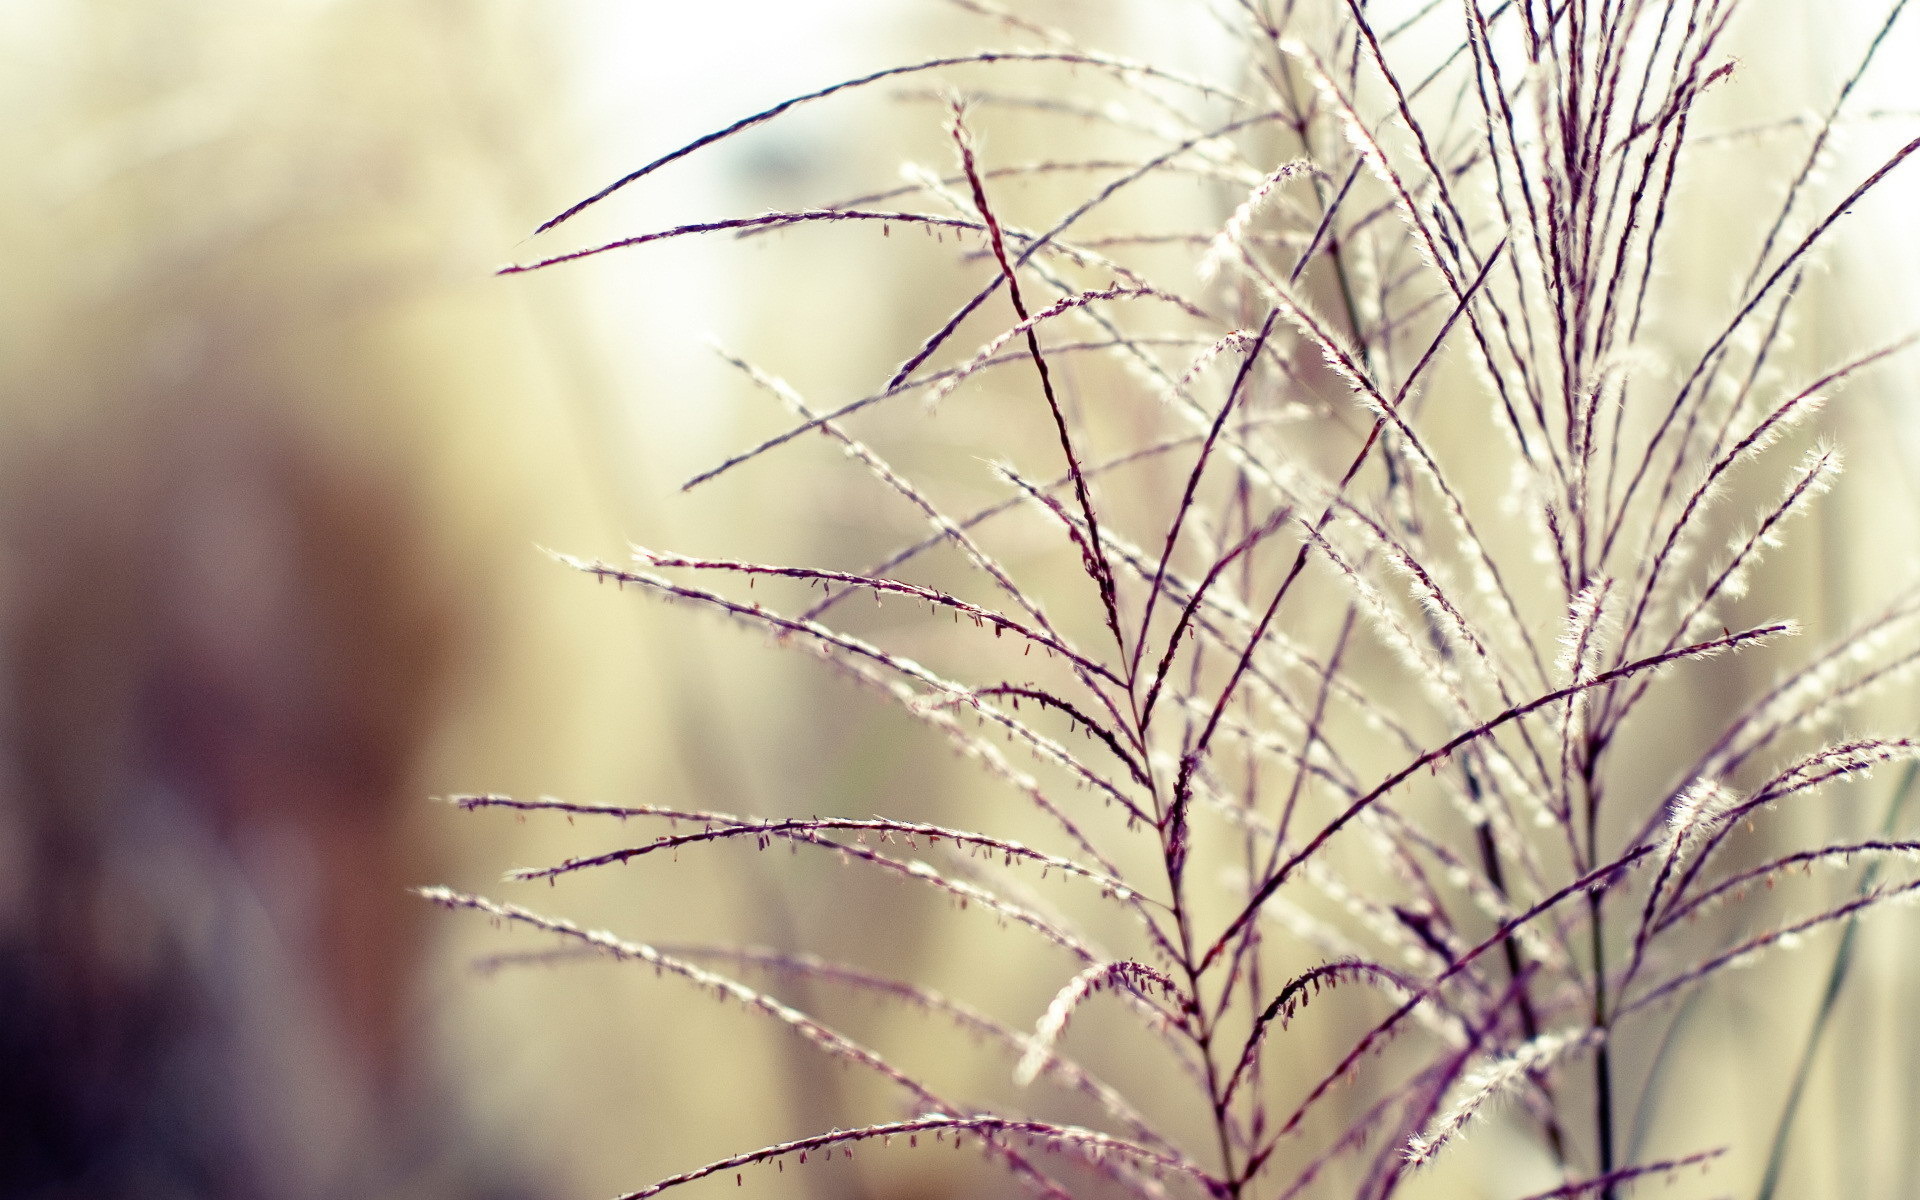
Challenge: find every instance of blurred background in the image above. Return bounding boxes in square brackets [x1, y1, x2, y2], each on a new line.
[0, 1, 917, 1195]
[4, 2, 1920, 1199]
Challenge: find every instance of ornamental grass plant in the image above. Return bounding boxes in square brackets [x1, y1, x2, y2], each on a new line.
[433, 2, 1920, 1196]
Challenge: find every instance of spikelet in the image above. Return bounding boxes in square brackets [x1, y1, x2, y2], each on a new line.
[1015, 961, 1179, 1086]
[1405, 1029, 1602, 1167]
[1666, 778, 1739, 860]
[1199, 158, 1313, 281]
[1556, 582, 1615, 685]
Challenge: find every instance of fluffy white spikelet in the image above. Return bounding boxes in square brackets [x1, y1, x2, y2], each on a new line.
[1720, 446, 1841, 604]
[1199, 159, 1311, 281]
[1015, 962, 1171, 1086]
[1405, 1029, 1601, 1167]
[1156, 329, 1258, 410]
[1736, 391, 1827, 464]
[1764, 737, 1920, 802]
[1666, 777, 1737, 859]
[1016, 967, 1103, 1086]
[1304, 523, 1472, 717]
[1555, 581, 1614, 683]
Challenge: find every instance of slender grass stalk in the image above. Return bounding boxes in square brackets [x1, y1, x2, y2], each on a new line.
[443, 3, 1920, 1196]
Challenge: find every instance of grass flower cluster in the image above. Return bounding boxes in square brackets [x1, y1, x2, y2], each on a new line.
[434, 1, 1920, 1196]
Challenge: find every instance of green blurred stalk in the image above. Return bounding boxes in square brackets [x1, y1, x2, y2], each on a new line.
[1754, 760, 1920, 1200]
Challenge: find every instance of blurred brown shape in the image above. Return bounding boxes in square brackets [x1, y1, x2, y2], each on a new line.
[0, 1, 547, 1196]
[0, 396, 489, 1198]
